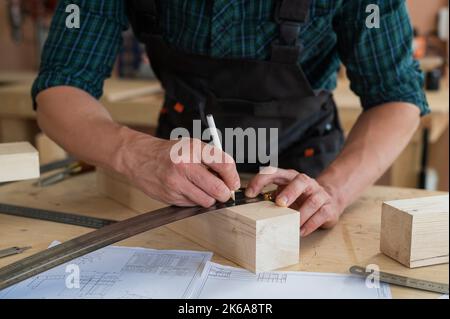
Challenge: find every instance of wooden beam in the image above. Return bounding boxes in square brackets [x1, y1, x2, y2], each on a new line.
[0, 142, 39, 182]
[380, 195, 449, 268]
[96, 168, 300, 272]
[35, 133, 67, 165]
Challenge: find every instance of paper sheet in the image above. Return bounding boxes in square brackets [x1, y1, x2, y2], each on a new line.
[191, 262, 391, 299]
[0, 242, 212, 299]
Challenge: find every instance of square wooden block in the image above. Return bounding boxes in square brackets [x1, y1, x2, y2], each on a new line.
[0, 142, 40, 183]
[380, 195, 449, 268]
[97, 168, 300, 272]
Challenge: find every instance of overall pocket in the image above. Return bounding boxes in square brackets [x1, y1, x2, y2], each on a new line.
[279, 105, 345, 177]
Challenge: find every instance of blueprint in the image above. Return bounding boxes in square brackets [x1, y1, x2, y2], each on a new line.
[191, 262, 392, 299]
[0, 242, 212, 299]
[0, 242, 393, 299]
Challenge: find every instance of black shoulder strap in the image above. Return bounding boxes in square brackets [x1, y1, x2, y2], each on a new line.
[126, 0, 159, 42]
[277, 0, 310, 22]
[127, 0, 309, 64]
[271, 0, 311, 64]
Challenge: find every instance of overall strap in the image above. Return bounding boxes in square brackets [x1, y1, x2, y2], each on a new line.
[271, 0, 311, 64]
[126, 0, 159, 42]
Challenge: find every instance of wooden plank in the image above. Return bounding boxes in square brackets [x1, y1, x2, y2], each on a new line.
[429, 126, 449, 191]
[380, 195, 449, 268]
[389, 130, 422, 188]
[35, 133, 67, 165]
[0, 118, 39, 144]
[96, 168, 300, 272]
[96, 167, 165, 212]
[0, 71, 35, 85]
[0, 142, 39, 182]
[103, 81, 162, 102]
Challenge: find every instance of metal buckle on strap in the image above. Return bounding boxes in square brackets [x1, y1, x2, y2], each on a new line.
[271, 0, 305, 63]
[271, 20, 302, 63]
[279, 21, 301, 46]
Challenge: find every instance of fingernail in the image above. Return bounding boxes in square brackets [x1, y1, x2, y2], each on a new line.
[300, 227, 306, 236]
[245, 187, 254, 197]
[277, 196, 288, 207]
[234, 182, 241, 191]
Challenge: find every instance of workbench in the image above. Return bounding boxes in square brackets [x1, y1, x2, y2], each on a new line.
[0, 172, 447, 299]
[0, 72, 448, 189]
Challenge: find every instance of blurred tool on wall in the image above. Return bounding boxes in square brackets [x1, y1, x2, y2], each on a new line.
[412, 4, 448, 93]
[438, 7, 448, 41]
[6, 0, 57, 62]
[7, 0, 22, 42]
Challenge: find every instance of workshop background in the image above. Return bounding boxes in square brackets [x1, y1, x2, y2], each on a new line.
[0, 0, 448, 191]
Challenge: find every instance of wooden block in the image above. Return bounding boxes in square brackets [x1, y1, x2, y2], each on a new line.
[169, 201, 300, 272]
[0, 142, 39, 182]
[96, 168, 300, 272]
[35, 133, 67, 165]
[380, 195, 449, 268]
[96, 167, 166, 212]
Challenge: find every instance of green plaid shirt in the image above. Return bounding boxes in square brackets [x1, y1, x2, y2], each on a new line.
[32, 0, 429, 115]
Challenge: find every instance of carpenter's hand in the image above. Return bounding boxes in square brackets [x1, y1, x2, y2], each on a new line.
[120, 136, 240, 207]
[245, 168, 343, 236]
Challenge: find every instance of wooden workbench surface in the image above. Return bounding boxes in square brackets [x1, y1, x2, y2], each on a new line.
[0, 172, 447, 299]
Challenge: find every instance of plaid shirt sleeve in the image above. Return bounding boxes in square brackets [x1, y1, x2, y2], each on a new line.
[31, 0, 128, 107]
[334, 0, 430, 115]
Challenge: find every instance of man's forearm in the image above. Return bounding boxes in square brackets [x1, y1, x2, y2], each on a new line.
[317, 102, 421, 210]
[35, 86, 240, 207]
[36, 86, 143, 173]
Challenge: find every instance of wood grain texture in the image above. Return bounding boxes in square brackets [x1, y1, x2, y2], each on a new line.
[96, 168, 300, 272]
[0, 142, 39, 182]
[96, 167, 164, 212]
[169, 201, 300, 272]
[35, 133, 67, 165]
[381, 195, 449, 268]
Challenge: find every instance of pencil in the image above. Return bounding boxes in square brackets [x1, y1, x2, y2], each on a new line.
[206, 114, 236, 202]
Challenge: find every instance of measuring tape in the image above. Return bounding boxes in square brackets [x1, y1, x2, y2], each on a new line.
[0, 190, 271, 291]
[350, 265, 449, 294]
[0, 203, 116, 229]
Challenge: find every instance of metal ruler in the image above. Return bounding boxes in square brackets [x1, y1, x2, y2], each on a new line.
[0, 203, 116, 229]
[350, 265, 449, 294]
[0, 190, 272, 291]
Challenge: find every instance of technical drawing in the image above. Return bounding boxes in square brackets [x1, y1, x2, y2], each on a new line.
[0, 245, 212, 299]
[191, 262, 392, 299]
